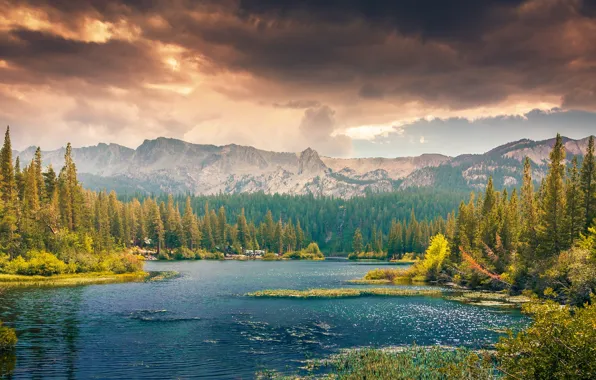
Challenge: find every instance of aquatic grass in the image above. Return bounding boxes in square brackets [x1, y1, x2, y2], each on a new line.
[257, 346, 500, 379]
[445, 292, 531, 307]
[246, 287, 444, 298]
[0, 271, 149, 287]
[345, 279, 392, 285]
[325, 346, 500, 379]
[146, 271, 180, 282]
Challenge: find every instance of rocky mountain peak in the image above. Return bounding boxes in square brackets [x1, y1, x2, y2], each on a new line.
[298, 147, 327, 175]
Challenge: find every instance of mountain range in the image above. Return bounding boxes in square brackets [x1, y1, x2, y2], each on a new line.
[14, 135, 594, 197]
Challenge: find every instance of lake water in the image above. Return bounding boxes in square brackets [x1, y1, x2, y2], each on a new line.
[0, 261, 527, 379]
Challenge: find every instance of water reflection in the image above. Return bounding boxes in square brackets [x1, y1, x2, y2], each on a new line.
[0, 351, 16, 378]
[0, 287, 83, 379]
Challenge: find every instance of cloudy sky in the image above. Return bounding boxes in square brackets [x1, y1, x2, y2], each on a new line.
[1, 0, 595, 157]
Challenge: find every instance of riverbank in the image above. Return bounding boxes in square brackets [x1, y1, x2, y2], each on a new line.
[0, 271, 149, 287]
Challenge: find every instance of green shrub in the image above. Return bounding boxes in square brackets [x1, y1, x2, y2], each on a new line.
[282, 242, 325, 260]
[262, 252, 279, 261]
[98, 252, 144, 274]
[497, 299, 596, 379]
[541, 247, 596, 306]
[0, 323, 17, 351]
[1, 251, 69, 276]
[173, 247, 196, 260]
[25, 251, 70, 276]
[348, 251, 387, 260]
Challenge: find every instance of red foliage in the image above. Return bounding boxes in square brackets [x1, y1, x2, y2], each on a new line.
[459, 246, 503, 282]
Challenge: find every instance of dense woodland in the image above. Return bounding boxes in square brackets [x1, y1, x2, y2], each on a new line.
[369, 134, 596, 306]
[0, 126, 462, 261]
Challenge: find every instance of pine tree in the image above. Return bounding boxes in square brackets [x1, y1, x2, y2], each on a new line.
[580, 135, 596, 229]
[538, 134, 567, 257]
[352, 227, 363, 253]
[182, 197, 201, 249]
[520, 157, 538, 264]
[295, 220, 305, 250]
[43, 164, 57, 197]
[236, 208, 250, 250]
[564, 157, 585, 247]
[217, 206, 227, 248]
[33, 147, 46, 203]
[201, 203, 215, 251]
[0, 126, 18, 255]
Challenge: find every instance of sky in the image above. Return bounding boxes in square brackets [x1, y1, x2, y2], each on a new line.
[1, 0, 595, 157]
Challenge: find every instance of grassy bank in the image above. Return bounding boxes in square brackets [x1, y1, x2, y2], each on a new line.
[0, 271, 149, 287]
[246, 287, 444, 298]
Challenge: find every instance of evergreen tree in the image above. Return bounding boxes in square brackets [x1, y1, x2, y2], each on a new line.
[520, 157, 538, 263]
[217, 206, 227, 248]
[0, 126, 18, 255]
[580, 135, 595, 229]
[538, 134, 567, 257]
[564, 157, 585, 247]
[352, 227, 363, 253]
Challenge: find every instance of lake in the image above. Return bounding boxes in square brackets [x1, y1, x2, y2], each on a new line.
[0, 261, 527, 379]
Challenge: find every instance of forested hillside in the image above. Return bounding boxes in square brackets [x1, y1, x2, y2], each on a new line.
[368, 134, 596, 306]
[0, 127, 462, 259]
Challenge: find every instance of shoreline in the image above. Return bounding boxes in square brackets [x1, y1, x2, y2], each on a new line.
[0, 271, 150, 288]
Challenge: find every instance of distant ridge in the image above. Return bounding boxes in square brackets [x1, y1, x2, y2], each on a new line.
[14, 135, 594, 197]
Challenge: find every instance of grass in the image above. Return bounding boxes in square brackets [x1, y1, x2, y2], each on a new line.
[246, 287, 444, 298]
[323, 346, 499, 379]
[0, 271, 149, 287]
[389, 258, 418, 264]
[256, 346, 499, 379]
[445, 292, 531, 307]
[146, 271, 180, 282]
[345, 279, 393, 285]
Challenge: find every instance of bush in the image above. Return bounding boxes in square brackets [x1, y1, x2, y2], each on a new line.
[98, 252, 144, 274]
[0, 323, 17, 351]
[348, 251, 387, 260]
[497, 299, 596, 379]
[173, 247, 196, 260]
[0, 251, 69, 276]
[364, 268, 408, 281]
[25, 251, 70, 276]
[282, 242, 325, 260]
[262, 252, 279, 261]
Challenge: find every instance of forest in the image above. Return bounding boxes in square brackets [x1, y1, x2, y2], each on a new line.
[0, 125, 465, 269]
[366, 134, 596, 306]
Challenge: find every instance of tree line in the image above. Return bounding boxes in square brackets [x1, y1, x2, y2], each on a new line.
[0, 127, 462, 259]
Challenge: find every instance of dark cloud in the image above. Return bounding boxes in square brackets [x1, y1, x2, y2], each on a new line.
[3, 0, 596, 111]
[1, 0, 596, 155]
[0, 29, 165, 88]
[359, 84, 385, 99]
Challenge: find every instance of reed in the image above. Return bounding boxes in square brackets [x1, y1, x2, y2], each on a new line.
[0, 271, 148, 287]
[246, 287, 444, 298]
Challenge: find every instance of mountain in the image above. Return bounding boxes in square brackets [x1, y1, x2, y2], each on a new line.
[14, 135, 594, 197]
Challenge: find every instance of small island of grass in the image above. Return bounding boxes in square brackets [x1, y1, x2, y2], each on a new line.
[246, 287, 444, 298]
[0, 322, 17, 352]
